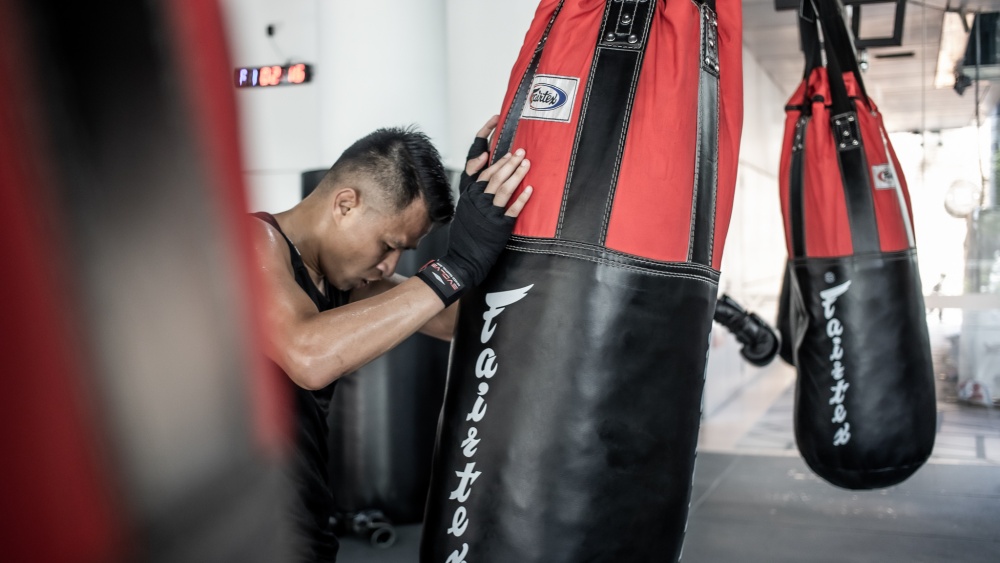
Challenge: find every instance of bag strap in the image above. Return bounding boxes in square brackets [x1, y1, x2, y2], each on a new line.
[791, 0, 880, 256]
[814, 0, 851, 115]
[556, 0, 659, 245]
[808, 0, 868, 111]
[687, 0, 721, 265]
[799, 1, 822, 83]
[492, 0, 566, 161]
[788, 113, 810, 258]
[788, 3, 818, 257]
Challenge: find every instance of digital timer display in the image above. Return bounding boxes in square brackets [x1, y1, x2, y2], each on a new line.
[235, 63, 312, 88]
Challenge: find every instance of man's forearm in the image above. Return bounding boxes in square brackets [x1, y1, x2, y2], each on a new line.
[419, 300, 458, 341]
[351, 273, 458, 341]
[274, 277, 444, 389]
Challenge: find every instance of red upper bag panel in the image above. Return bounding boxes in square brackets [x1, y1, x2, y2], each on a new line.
[492, 0, 743, 270]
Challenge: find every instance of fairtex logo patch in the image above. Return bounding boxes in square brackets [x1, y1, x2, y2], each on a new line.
[529, 84, 568, 111]
[872, 164, 899, 190]
[521, 74, 578, 123]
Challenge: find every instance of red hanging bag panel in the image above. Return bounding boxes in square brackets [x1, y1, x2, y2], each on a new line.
[491, 0, 743, 265]
[779, 70, 916, 258]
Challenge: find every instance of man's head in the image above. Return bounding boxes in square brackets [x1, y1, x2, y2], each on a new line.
[312, 127, 453, 291]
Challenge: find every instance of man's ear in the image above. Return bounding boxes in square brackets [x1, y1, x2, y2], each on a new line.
[331, 186, 359, 223]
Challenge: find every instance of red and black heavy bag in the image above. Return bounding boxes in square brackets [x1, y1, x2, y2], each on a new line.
[421, 1, 742, 561]
[1, 0, 296, 560]
[778, 0, 935, 490]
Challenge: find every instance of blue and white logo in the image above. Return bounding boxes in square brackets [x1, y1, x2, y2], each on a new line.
[521, 74, 579, 123]
[529, 84, 568, 111]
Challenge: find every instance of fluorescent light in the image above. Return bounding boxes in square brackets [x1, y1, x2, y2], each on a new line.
[935, 11, 976, 89]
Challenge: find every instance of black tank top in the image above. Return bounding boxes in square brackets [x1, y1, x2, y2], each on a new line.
[252, 212, 350, 562]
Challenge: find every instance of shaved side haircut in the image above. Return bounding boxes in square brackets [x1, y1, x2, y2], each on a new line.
[320, 127, 454, 225]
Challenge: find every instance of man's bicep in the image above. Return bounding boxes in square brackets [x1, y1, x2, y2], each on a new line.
[250, 222, 317, 364]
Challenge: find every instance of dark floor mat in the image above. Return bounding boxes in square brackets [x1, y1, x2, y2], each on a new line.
[337, 452, 1000, 562]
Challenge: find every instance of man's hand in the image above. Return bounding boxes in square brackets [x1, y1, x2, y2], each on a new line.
[416, 117, 533, 306]
[460, 115, 498, 191]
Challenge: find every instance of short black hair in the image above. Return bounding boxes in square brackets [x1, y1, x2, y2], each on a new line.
[323, 126, 453, 225]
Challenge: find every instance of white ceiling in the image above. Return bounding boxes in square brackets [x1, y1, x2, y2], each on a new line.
[742, 0, 1000, 132]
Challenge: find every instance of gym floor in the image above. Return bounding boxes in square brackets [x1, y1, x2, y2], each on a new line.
[339, 320, 1000, 562]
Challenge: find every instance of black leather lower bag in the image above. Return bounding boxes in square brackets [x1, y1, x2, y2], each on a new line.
[421, 240, 717, 562]
[786, 252, 935, 489]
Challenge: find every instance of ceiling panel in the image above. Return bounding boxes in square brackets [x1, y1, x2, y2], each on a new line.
[742, 0, 1000, 132]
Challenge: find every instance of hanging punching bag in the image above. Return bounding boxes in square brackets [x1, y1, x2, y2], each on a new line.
[776, 264, 796, 365]
[421, 0, 743, 561]
[778, 0, 935, 490]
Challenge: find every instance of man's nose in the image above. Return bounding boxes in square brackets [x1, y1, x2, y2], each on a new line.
[377, 250, 401, 277]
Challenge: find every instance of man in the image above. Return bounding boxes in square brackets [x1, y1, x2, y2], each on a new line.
[249, 116, 532, 562]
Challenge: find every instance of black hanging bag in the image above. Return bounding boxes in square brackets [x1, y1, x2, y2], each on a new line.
[777, 0, 936, 490]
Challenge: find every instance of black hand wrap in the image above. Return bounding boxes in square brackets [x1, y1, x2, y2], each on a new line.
[416, 180, 515, 306]
[458, 137, 490, 193]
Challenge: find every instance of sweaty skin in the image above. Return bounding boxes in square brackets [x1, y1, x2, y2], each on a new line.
[250, 117, 533, 390]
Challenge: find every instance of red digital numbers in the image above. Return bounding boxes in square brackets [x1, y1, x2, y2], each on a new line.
[235, 63, 310, 88]
[259, 65, 283, 86]
[288, 63, 306, 84]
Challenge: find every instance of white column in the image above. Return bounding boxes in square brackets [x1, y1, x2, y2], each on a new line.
[318, 0, 449, 167]
[220, 0, 322, 211]
[443, 0, 538, 170]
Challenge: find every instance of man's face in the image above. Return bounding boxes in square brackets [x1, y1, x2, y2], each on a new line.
[325, 196, 432, 291]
